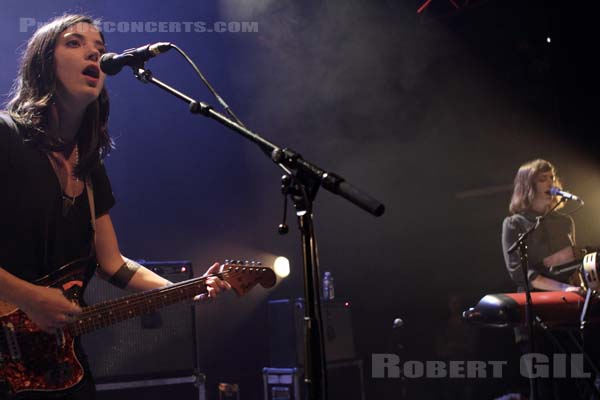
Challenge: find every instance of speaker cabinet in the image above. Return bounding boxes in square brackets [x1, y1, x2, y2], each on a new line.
[95, 374, 206, 400]
[81, 260, 197, 381]
[262, 361, 365, 400]
[267, 298, 356, 367]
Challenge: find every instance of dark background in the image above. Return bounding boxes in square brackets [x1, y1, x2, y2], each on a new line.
[2, 1, 600, 398]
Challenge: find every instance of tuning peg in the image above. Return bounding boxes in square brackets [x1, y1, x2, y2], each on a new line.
[257, 261, 262, 266]
[236, 260, 242, 265]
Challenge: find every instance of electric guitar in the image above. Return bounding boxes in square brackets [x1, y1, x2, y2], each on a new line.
[0, 258, 276, 399]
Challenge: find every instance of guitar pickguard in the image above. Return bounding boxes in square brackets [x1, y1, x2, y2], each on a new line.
[0, 258, 96, 398]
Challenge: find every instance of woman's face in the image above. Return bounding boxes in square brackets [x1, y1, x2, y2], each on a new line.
[53, 22, 106, 109]
[533, 170, 555, 204]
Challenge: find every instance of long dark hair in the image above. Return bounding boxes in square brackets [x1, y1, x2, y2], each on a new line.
[7, 14, 112, 178]
[508, 159, 563, 215]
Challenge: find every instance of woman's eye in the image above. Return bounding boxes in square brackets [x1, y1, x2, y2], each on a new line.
[66, 40, 80, 47]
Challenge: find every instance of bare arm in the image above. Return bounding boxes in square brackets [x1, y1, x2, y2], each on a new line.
[94, 213, 172, 291]
[531, 245, 581, 292]
[95, 213, 229, 295]
[530, 275, 580, 292]
[542, 246, 576, 270]
[0, 267, 39, 306]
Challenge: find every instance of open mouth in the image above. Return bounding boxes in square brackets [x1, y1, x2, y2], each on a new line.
[82, 65, 100, 79]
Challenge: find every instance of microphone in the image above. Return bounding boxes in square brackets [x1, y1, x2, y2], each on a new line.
[100, 42, 173, 76]
[548, 187, 584, 204]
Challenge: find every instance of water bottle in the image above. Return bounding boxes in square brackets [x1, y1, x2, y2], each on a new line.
[323, 271, 335, 301]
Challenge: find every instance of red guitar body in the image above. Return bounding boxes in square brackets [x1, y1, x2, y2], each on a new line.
[0, 258, 95, 399]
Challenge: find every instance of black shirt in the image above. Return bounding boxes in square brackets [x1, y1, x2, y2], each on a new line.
[501, 210, 575, 290]
[0, 112, 115, 282]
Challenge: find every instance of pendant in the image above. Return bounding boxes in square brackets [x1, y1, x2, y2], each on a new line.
[62, 194, 76, 217]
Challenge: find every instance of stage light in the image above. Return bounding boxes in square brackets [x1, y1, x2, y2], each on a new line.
[274, 256, 290, 278]
[546, 37, 552, 44]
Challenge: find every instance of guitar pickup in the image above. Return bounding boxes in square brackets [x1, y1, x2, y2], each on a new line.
[2, 322, 21, 361]
[56, 329, 66, 348]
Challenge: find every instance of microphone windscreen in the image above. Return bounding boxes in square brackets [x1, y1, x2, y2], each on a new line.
[99, 53, 123, 76]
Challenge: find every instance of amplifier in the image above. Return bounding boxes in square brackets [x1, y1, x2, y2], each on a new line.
[262, 368, 301, 400]
[262, 361, 365, 400]
[81, 260, 197, 380]
[95, 373, 206, 400]
[267, 298, 356, 367]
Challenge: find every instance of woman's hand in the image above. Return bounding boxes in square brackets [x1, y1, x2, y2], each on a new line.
[194, 262, 232, 301]
[20, 285, 82, 333]
[565, 285, 586, 296]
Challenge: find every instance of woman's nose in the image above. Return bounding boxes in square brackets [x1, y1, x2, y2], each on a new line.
[86, 47, 100, 62]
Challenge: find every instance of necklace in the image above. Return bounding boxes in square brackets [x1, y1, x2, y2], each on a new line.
[47, 145, 82, 217]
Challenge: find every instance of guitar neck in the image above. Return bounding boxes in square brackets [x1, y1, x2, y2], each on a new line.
[68, 275, 211, 336]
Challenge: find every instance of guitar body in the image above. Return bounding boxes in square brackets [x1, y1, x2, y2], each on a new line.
[0, 258, 96, 399]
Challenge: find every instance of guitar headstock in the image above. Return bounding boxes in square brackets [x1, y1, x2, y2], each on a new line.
[221, 260, 276, 296]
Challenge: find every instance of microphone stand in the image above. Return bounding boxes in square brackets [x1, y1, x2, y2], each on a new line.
[506, 199, 565, 400]
[130, 66, 385, 400]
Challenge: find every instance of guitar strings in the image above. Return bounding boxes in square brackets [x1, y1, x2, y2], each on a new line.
[80, 266, 266, 319]
[2, 276, 215, 341]
[77, 273, 219, 318]
[70, 271, 245, 333]
[83, 274, 215, 313]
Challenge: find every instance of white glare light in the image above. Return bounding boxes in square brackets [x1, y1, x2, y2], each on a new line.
[546, 37, 551, 43]
[274, 256, 290, 278]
